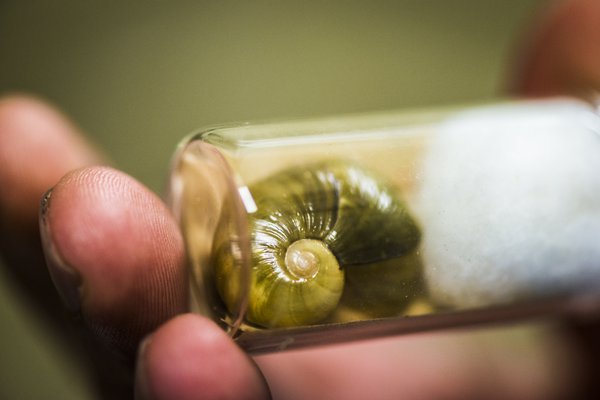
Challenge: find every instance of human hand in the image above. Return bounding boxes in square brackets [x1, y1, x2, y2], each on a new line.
[1, 0, 599, 399]
[6, 99, 569, 400]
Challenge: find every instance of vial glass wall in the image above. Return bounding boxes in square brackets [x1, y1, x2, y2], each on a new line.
[168, 98, 600, 353]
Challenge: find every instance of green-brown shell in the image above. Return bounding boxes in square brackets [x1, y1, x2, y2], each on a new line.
[214, 160, 421, 328]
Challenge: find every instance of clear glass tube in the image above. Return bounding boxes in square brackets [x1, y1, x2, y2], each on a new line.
[168, 98, 600, 354]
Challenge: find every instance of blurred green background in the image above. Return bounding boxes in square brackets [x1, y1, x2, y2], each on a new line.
[0, 1, 547, 398]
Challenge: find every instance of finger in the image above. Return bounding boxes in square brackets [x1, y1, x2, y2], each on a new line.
[135, 314, 270, 400]
[39, 166, 188, 357]
[0, 95, 136, 397]
[509, 1, 600, 396]
[509, 0, 600, 99]
[0, 94, 102, 231]
[0, 94, 102, 314]
[255, 325, 579, 400]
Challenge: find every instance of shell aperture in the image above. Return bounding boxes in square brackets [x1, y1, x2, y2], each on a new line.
[215, 160, 421, 328]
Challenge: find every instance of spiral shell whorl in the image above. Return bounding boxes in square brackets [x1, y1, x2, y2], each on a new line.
[247, 238, 344, 327]
[214, 160, 421, 328]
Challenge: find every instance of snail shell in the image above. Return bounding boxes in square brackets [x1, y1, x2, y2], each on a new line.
[214, 160, 421, 328]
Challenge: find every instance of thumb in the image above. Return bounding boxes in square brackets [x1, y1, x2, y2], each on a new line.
[135, 314, 270, 400]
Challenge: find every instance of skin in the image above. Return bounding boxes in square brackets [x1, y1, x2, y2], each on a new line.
[1, 0, 599, 398]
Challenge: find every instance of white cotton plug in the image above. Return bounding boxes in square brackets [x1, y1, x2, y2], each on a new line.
[415, 99, 600, 308]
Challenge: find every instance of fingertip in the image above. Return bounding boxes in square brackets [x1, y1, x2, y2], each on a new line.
[40, 166, 188, 356]
[135, 314, 270, 400]
[0, 94, 102, 230]
[510, 0, 600, 99]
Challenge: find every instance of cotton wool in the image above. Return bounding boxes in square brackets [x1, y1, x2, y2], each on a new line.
[415, 99, 600, 308]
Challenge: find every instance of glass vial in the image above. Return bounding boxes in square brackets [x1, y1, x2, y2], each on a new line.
[168, 98, 600, 353]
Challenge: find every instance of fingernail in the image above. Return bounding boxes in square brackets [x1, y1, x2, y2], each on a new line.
[134, 335, 154, 400]
[39, 188, 82, 313]
[39, 187, 52, 225]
